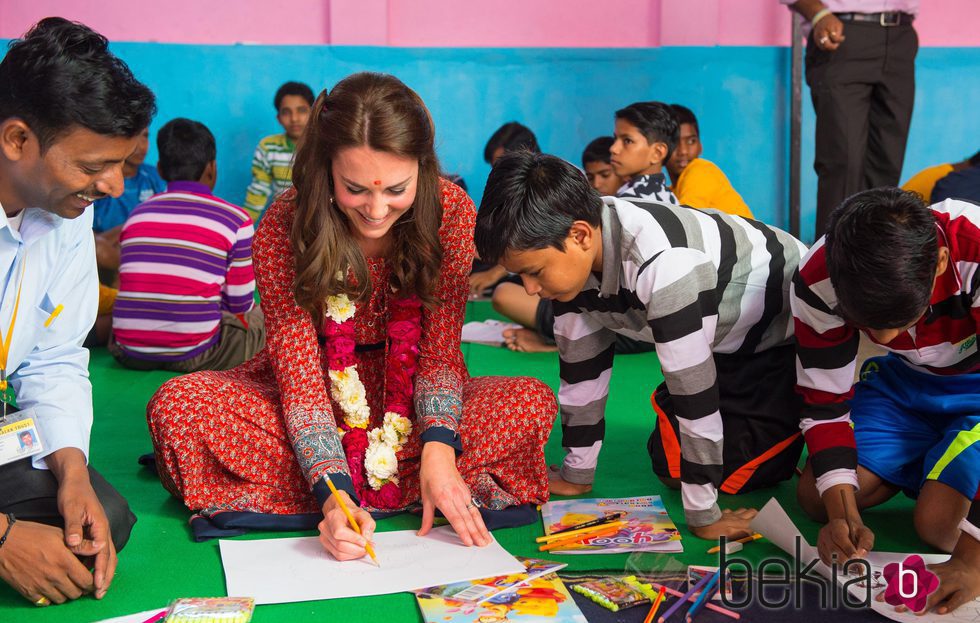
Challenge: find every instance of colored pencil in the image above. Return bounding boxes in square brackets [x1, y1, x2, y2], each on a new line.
[324, 474, 379, 566]
[537, 523, 623, 552]
[648, 583, 740, 620]
[643, 585, 667, 623]
[707, 533, 764, 554]
[536, 519, 627, 544]
[657, 570, 713, 623]
[139, 611, 168, 623]
[685, 571, 721, 622]
[546, 512, 625, 537]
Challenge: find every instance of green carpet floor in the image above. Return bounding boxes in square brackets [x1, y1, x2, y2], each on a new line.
[0, 301, 926, 622]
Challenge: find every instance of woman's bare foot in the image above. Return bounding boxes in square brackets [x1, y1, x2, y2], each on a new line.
[502, 328, 558, 353]
[548, 465, 593, 496]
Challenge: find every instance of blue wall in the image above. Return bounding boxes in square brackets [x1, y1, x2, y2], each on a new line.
[5, 43, 979, 242]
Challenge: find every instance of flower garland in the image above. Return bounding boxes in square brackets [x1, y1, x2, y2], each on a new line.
[323, 291, 423, 509]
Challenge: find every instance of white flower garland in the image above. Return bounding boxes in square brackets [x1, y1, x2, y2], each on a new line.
[326, 294, 412, 489]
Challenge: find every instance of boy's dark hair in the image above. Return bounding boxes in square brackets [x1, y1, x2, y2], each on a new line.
[968, 150, 980, 167]
[670, 104, 699, 134]
[615, 102, 679, 162]
[274, 81, 315, 110]
[0, 17, 156, 151]
[475, 152, 602, 264]
[157, 118, 216, 183]
[483, 122, 540, 164]
[582, 136, 614, 167]
[825, 187, 939, 329]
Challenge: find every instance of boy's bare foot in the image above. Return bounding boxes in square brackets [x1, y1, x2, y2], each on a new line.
[502, 328, 558, 353]
[548, 465, 593, 496]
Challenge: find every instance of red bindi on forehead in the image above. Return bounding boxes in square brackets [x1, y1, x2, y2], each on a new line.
[373, 180, 381, 185]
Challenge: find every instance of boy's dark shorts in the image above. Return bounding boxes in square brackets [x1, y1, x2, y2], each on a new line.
[649, 344, 804, 494]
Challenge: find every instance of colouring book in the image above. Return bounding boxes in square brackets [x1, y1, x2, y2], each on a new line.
[540, 496, 683, 554]
[414, 557, 567, 604]
[416, 570, 587, 623]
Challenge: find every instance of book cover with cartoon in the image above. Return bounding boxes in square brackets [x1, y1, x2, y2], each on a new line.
[416, 572, 587, 623]
[540, 496, 683, 554]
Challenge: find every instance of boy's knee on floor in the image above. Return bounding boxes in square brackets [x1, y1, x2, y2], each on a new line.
[655, 473, 681, 490]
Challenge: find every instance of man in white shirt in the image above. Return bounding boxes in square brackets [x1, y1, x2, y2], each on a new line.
[784, 0, 919, 239]
[0, 17, 156, 607]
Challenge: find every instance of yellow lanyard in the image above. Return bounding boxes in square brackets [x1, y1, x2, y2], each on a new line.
[0, 256, 27, 394]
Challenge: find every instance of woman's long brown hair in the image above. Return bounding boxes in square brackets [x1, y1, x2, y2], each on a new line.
[290, 72, 444, 316]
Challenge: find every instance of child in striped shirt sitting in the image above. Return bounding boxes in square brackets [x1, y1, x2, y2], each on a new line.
[111, 118, 264, 372]
[242, 81, 314, 220]
[475, 152, 809, 540]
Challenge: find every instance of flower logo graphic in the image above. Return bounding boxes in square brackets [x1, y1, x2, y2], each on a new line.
[882, 555, 940, 612]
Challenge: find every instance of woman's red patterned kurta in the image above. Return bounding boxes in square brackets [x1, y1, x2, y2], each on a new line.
[147, 181, 555, 516]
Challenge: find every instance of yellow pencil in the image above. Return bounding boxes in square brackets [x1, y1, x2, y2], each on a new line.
[707, 533, 763, 555]
[535, 520, 628, 544]
[537, 523, 622, 552]
[324, 474, 379, 566]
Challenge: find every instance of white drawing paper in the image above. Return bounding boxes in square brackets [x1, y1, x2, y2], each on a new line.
[219, 526, 525, 605]
[751, 498, 980, 622]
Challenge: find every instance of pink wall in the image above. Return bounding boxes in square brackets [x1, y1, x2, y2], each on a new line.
[1, 0, 977, 47]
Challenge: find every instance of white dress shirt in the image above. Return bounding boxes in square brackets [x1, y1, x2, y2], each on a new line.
[0, 201, 98, 469]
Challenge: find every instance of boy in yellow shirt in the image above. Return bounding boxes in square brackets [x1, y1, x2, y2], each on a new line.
[666, 105, 753, 219]
[901, 150, 979, 202]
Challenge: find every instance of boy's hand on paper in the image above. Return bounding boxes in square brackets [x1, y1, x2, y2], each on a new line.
[817, 517, 874, 566]
[319, 491, 376, 561]
[689, 507, 758, 540]
[918, 532, 980, 615]
[0, 518, 95, 605]
[418, 442, 491, 547]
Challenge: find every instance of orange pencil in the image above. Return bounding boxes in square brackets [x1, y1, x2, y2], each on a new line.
[538, 524, 621, 552]
[536, 520, 627, 544]
[643, 585, 667, 623]
[324, 474, 379, 566]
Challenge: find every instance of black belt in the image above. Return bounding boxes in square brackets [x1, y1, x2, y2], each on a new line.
[835, 11, 914, 26]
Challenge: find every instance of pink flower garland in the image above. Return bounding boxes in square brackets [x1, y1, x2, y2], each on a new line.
[324, 295, 423, 509]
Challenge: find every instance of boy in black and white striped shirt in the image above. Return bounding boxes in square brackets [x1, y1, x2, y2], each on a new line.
[475, 152, 808, 539]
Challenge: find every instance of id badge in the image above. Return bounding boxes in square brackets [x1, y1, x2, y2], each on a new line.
[0, 408, 44, 465]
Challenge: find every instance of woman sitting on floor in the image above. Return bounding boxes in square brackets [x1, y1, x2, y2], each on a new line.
[146, 72, 557, 559]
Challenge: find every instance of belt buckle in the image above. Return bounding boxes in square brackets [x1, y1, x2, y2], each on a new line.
[880, 12, 901, 26]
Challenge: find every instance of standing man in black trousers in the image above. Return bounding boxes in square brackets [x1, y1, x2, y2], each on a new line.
[785, 0, 918, 238]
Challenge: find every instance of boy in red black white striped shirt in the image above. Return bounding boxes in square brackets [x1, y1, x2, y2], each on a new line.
[792, 188, 980, 612]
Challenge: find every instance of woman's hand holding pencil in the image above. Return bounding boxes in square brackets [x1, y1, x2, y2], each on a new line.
[319, 478, 378, 563]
